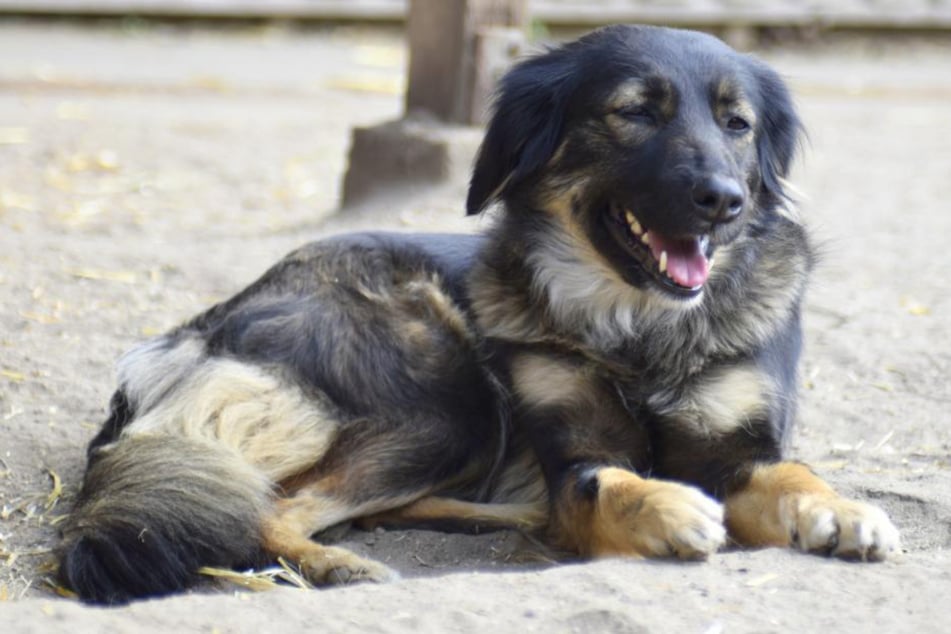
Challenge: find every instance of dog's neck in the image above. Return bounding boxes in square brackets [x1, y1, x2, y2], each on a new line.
[467, 209, 813, 378]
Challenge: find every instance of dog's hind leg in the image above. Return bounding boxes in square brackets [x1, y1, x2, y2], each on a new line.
[261, 409, 507, 584]
[358, 497, 548, 533]
[260, 490, 402, 585]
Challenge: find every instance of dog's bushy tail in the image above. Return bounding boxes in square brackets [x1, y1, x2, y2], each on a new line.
[57, 434, 272, 604]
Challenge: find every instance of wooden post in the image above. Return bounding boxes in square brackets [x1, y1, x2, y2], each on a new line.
[405, 0, 528, 125]
[341, 0, 529, 207]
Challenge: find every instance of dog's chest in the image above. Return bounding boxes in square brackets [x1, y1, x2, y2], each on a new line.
[612, 358, 769, 438]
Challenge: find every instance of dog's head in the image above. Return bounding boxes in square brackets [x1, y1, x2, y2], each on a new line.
[468, 25, 802, 305]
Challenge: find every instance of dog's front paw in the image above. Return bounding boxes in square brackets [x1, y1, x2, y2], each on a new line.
[590, 468, 726, 560]
[790, 495, 900, 562]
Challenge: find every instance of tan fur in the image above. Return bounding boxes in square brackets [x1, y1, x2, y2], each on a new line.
[706, 241, 733, 282]
[398, 319, 434, 347]
[676, 364, 771, 435]
[605, 78, 648, 111]
[537, 178, 588, 226]
[725, 462, 832, 547]
[725, 462, 900, 561]
[122, 358, 339, 483]
[546, 140, 569, 170]
[604, 79, 663, 144]
[355, 271, 470, 343]
[360, 496, 548, 532]
[557, 467, 726, 559]
[512, 354, 589, 410]
[713, 78, 757, 149]
[405, 275, 473, 344]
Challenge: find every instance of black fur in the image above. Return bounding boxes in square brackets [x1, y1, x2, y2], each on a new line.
[466, 43, 581, 214]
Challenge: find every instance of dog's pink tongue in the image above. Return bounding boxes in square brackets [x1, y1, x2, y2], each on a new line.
[648, 232, 710, 288]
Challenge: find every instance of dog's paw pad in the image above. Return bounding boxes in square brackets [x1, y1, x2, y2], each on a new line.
[794, 496, 900, 562]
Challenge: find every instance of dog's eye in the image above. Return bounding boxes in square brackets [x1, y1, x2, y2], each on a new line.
[616, 106, 655, 125]
[726, 116, 751, 132]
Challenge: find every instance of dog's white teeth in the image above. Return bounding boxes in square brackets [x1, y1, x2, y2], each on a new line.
[624, 209, 644, 236]
[659, 250, 668, 274]
[641, 232, 650, 246]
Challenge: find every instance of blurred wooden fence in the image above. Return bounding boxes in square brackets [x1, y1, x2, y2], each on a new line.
[2, 0, 951, 30]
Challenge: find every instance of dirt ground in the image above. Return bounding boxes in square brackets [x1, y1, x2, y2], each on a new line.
[0, 20, 950, 633]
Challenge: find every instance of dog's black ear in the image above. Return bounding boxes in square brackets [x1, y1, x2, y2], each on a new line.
[466, 48, 578, 215]
[749, 60, 804, 204]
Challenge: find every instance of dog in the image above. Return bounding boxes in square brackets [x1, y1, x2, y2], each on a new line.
[58, 25, 900, 604]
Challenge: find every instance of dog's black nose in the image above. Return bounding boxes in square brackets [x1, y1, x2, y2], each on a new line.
[692, 176, 744, 224]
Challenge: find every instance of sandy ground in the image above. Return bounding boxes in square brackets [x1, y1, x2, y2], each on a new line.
[0, 20, 950, 633]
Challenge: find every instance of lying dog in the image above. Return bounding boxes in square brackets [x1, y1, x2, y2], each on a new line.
[58, 25, 899, 604]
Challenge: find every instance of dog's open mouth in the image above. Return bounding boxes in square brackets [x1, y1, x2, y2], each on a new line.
[606, 201, 712, 297]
